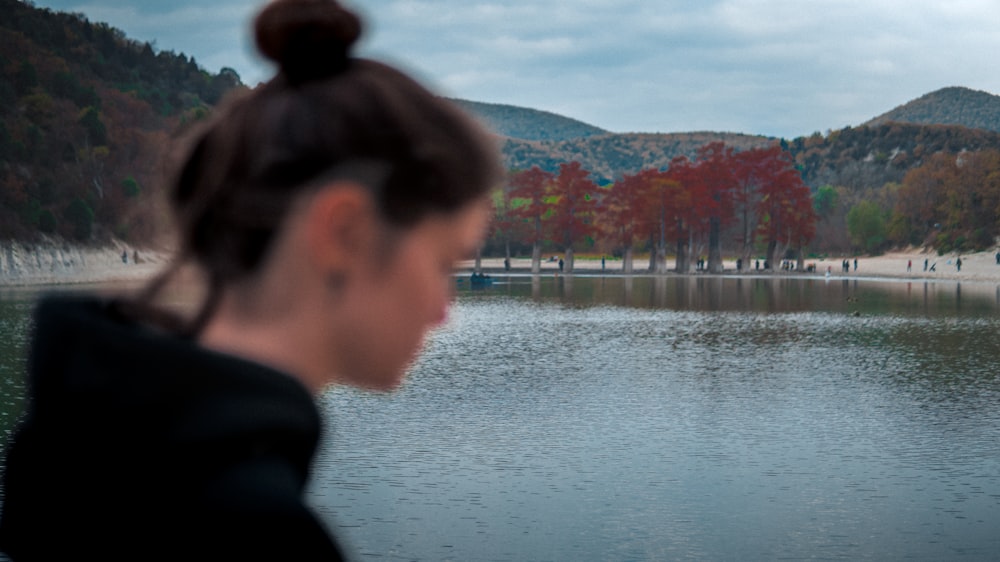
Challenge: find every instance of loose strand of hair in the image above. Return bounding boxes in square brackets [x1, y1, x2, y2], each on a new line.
[109, 258, 189, 335]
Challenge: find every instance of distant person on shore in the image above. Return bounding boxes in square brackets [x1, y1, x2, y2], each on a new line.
[907, 259, 912, 272]
[924, 258, 929, 271]
[0, 0, 501, 560]
[957, 256, 963, 271]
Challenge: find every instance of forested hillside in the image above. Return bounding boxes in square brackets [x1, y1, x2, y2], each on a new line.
[451, 98, 608, 141]
[788, 122, 1000, 190]
[0, 0, 245, 243]
[782, 123, 1000, 253]
[864, 86, 1000, 133]
[501, 131, 776, 184]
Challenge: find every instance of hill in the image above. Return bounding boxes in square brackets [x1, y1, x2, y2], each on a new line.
[452, 98, 777, 182]
[466, 89, 1000, 188]
[501, 131, 776, 184]
[864, 86, 1000, 133]
[787, 121, 1000, 191]
[0, 0, 246, 243]
[449, 98, 608, 141]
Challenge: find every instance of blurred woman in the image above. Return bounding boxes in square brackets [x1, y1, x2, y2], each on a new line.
[0, 0, 501, 559]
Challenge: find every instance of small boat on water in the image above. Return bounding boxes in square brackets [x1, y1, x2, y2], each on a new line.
[457, 272, 494, 287]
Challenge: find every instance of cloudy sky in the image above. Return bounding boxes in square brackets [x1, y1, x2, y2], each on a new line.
[27, 0, 1000, 139]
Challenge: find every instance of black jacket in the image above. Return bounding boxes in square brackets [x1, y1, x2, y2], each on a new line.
[0, 295, 345, 561]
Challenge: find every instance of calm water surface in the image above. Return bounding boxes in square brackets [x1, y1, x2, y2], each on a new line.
[2, 275, 999, 561]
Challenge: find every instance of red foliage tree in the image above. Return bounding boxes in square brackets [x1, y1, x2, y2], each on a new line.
[691, 142, 737, 273]
[754, 150, 816, 268]
[733, 145, 801, 267]
[602, 169, 659, 273]
[548, 161, 599, 273]
[508, 166, 555, 273]
[654, 160, 699, 272]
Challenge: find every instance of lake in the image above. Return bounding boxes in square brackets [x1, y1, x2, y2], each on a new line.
[2, 274, 1000, 561]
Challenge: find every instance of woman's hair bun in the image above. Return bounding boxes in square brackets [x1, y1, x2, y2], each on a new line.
[254, 0, 363, 83]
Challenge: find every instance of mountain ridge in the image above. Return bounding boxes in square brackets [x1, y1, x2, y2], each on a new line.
[448, 98, 609, 141]
[863, 86, 1000, 132]
[452, 86, 1000, 184]
[457, 85, 1000, 143]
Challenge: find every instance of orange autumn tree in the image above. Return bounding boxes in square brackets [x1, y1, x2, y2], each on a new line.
[548, 161, 599, 273]
[733, 145, 805, 269]
[892, 149, 1000, 252]
[692, 142, 737, 273]
[754, 149, 816, 268]
[508, 166, 555, 273]
[661, 155, 716, 273]
[603, 169, 659, 273]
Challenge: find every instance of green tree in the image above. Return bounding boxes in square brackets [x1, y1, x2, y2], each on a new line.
[846, 201, 887, 253]
[78, 107, 108, 146]
[121, 176, 140, 197]
[813, 185, 839, 219]
[64, 197, 95, 240]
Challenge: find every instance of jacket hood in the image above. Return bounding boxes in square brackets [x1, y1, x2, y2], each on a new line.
[23, 293, 321, 459]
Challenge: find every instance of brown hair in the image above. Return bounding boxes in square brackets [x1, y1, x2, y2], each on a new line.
[134, 0, 501, 333]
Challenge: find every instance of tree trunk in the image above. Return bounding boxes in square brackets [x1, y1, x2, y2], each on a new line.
[654, 242, 668, 274]
[656, 214, 668, 274]
[647, 235, 657, 272]
[564, 246, 575, 274]
[675, 237, 689, 273]
[531, 216, 543, 274]
[687, 230, 696, 274]
[623, 246, 634, 274]
[766, 240, 778, 270]
[740, 207, 753, 272]
[708, 216, 723, 273]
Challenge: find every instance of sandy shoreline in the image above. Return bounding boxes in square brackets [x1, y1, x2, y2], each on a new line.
[0, 241, 170, 288]
[460, 249, 1000, 286]
[3, 243, 1000, 288]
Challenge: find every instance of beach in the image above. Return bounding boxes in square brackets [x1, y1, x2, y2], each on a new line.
[3, 241, 1000, 287]
[461, 249, 1000, 285]
[0, 240, 171, 287]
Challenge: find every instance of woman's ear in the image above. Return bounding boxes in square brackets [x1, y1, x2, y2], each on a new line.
[303, 182, 377, 274]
